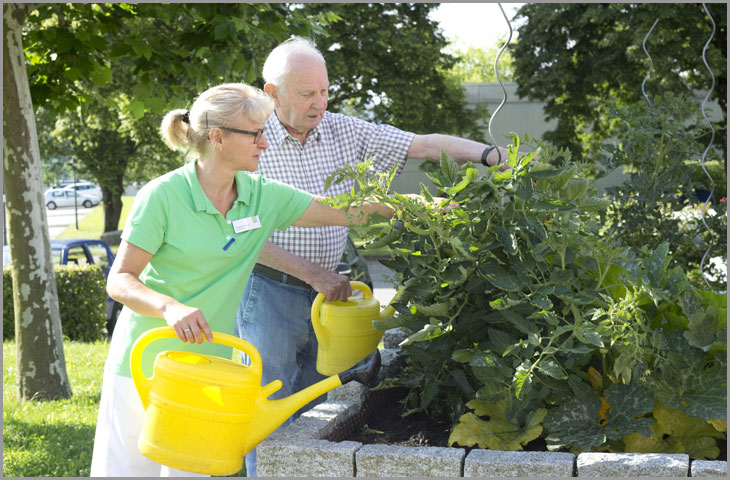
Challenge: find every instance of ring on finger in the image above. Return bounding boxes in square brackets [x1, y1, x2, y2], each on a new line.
[183, 328, 192, 333]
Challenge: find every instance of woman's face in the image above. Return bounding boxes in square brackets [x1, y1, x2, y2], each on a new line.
[217, 115, 268, 172]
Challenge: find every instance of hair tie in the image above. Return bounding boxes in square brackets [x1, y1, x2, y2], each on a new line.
[182, 111, 190, 124]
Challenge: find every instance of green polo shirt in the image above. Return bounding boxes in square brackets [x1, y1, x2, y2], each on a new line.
[106, 160, 313, 378]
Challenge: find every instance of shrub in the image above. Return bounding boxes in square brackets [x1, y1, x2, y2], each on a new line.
[327, 143, 726, 458]
[3, 264, 106, 342]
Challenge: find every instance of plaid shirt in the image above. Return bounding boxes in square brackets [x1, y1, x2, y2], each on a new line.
[257, 111, 415, 271]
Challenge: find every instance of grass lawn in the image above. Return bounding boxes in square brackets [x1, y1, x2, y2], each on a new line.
[55, 196, 136, 244]
[2, 340, 108, 477]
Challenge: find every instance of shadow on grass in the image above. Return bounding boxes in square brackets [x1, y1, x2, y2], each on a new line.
[3, 417, 95, 477]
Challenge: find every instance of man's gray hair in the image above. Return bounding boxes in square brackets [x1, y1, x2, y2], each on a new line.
[262, 36, 326, 88]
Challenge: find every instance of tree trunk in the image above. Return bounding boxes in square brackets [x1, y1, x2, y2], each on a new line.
[102, 175, 124, 233]
[3, 3, 72, 401]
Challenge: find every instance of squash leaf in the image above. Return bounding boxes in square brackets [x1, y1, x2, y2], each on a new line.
[448, 399, 546, 450]
[649, 334, 727, 421]
[543, 377, 653, 452]
[623, 400, 724, 460]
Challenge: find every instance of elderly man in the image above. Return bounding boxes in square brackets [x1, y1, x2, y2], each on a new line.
[237, 36, 509, 476]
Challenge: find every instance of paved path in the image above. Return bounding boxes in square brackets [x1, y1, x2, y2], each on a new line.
[365, 257, 399, 308]
[45, 206, 95, 239]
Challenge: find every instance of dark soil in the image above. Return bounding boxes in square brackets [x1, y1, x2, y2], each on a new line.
[338, 387, 726, 462]
[348, 388, 452, 447]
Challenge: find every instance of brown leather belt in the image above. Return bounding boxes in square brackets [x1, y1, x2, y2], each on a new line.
[252, 264, 311, 290]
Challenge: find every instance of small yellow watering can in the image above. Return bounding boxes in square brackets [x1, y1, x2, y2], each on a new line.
[311, 281, 403, 376]
[130, 327, 380, 475]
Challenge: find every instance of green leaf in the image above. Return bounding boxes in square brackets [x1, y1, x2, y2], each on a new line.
[439, 152, 459, 182]
[513, 360, 533, 398]
[649, 334, 727, 421]
[415, 302, 450, 317]
[488, 328, 515, 355]
[482, 263, 522, 292]
[684, 309, 721, 351]
[129, 39, 153, 60]
[452, 349, 474, 363]
[602, 379, 655, 440]
[450, 368, 474, 395]
[88, 65, 112, 86]
[445, 167, 478, 195]
[494, 226, 518, 255]
[489, 295, 523, 310]
[63, 67, 83, 82]
[646, 242, 670, 288]
[530, 293, 553, 310]
[536, 358, 566, 379]
[449, 400, 547, 450]
[543, 386, 606, 451]
[560, 178, 590, 201]
[128, 100, 146, 120]
[420, 378, 440, 410]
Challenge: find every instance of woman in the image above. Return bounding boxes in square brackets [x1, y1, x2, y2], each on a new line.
[89, 82, 392, 476]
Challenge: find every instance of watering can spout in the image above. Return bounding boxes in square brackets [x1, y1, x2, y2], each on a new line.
[379, 286, 405, 320]
[248, 349, 381, 449]
[248, 375, 342, 448]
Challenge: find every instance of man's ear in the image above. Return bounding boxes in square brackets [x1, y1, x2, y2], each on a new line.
[264, 83, 279, 104]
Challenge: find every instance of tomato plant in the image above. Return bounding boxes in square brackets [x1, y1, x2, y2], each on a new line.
[326, 137, 726, 458]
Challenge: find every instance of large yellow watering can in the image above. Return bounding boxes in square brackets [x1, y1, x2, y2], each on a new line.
[130, 327, 380, 475]
[311, 281, 403, 376]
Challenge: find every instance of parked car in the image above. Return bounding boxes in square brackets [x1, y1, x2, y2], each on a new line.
[53, 180, 102, 199]
[49, 239, 122, 335]
[44, 187, 100, 210]
[336, 236, 373, 290]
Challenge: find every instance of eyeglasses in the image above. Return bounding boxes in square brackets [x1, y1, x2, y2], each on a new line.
[218, 126, 264, 144]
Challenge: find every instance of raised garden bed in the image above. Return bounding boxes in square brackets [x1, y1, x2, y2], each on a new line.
[257, 337, 727, 477]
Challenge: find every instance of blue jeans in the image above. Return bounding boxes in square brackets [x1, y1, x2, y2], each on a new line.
[235, 272, 328, 477]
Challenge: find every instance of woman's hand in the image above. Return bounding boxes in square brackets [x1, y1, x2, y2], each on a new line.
[162, 302, 214, 345]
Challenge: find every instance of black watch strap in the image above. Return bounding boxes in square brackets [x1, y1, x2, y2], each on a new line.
[481, 145, 497, 166]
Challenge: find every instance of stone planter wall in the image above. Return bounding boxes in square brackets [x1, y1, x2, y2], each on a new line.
[257, 332, 727, 477]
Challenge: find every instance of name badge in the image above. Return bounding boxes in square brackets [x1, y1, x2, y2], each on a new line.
[232, 215, 262, 233]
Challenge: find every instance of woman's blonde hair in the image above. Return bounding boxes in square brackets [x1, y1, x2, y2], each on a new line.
[161, 83, 273, 156]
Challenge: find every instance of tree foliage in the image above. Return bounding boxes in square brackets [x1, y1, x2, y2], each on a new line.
[510, 3, 727, 163]
[302, 3, 487, 140]
[25, 3, 325, 231]
[446, 39, 514, 84]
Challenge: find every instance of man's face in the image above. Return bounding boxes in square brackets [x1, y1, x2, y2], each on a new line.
[268, 55, 329, 139]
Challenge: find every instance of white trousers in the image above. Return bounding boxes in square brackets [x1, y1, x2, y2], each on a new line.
[90, 370, 208, 477]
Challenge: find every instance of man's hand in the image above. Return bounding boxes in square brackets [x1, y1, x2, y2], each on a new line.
[305, 266, 353, 302]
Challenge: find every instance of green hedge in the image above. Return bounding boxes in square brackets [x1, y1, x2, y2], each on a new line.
[3, 265, 107, 342]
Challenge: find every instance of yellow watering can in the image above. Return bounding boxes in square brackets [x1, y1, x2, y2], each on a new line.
[311, 281, 404, 376]
[130, 327, 380, 475]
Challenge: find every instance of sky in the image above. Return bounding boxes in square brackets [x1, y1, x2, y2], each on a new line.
[429, 3, 525, 51]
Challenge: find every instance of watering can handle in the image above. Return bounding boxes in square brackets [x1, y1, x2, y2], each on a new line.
[130, 327, 262, 410]
[311, 281, 372, 351]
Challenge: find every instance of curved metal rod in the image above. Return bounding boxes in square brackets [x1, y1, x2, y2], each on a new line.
[487, 3, 513, 166]
[698, 3, 717, 289]
[641, 19, 660, 106]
